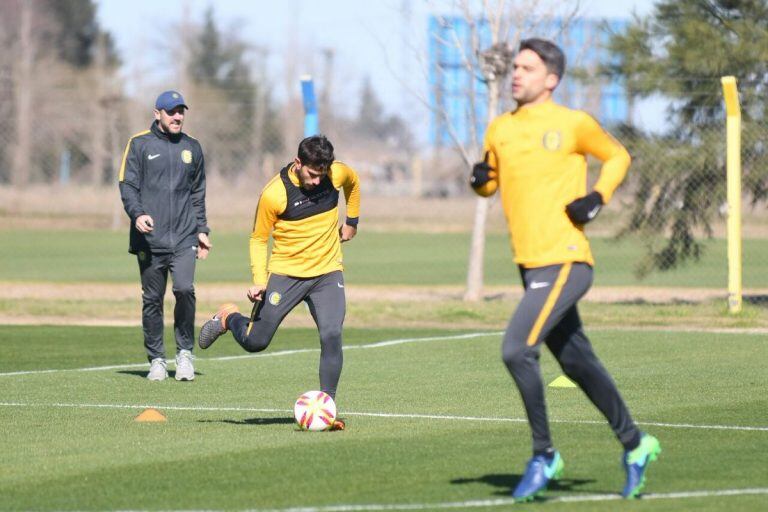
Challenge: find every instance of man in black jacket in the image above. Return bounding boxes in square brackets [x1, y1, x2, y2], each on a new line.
[118, 90, 211, 381]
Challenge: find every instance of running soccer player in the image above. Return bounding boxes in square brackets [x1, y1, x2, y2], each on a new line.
[470, 38, 660, 501]
[198, 135, 359, 430]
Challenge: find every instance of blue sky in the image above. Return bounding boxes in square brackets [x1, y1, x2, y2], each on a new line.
[95, 0, 657, 130]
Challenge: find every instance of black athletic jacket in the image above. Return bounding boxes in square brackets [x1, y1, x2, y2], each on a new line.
[118, 122, 209, 254]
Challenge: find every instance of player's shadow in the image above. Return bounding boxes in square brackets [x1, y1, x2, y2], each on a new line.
[116, 370, 204, 379]
[745, 294, 768, 306]
[613, 298, 699, 306]
[451, 473, 601, 497]
[198, 417, 295, 426]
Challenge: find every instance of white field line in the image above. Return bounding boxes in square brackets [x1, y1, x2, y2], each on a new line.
[91, 488, 768, 511]
[2, 330, 767, 433]
[3, 324, 763, 379]
[1, 401, 766, 432]
[0, 332, 504, 377]
[590, 325, 768, 335]
[247, 488, 768, 511]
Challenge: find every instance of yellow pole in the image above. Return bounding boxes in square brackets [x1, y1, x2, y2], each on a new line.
[721, 76, 742, 313]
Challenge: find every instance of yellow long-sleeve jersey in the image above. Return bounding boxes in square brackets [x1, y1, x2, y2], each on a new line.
[249, 161, 361, 285]
[474, 100, 630, 268]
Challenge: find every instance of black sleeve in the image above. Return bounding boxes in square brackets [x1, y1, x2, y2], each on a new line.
[191, 142, 209, 234]
[118, 138, 145, 221]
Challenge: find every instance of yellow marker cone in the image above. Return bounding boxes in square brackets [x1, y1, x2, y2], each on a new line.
[135, 407, 167, 422]
[548, 375, 577, 388]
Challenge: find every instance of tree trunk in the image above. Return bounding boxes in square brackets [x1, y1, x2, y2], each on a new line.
[12, 1, 33, 187]
[463, 80, 500, 301]
[89, 34, 108, 184]
[252, 48, 269, 179]
[464, 196, 490, 301]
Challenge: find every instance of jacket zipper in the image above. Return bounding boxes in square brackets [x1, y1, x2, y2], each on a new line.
[167, 140, 174, 249]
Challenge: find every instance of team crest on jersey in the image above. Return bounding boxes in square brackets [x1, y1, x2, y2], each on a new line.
[138, 251, 147, 262]
[268, 292, 282, 306]
[181, 150, 192, 164]
[542, 130, 562, 151]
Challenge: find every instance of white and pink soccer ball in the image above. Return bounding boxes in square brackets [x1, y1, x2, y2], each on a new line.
[293, 390, 337, 431]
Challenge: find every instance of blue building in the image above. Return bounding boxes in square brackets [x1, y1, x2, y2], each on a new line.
[428, 15, 628, 146]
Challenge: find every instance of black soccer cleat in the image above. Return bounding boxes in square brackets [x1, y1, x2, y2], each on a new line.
[198, 303, 238, 349]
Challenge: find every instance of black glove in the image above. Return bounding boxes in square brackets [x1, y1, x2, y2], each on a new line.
[470, 151, 494, 189]
[565, 191, 604, 224]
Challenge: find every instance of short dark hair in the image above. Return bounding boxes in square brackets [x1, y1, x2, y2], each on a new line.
[519, 38, 566, 80]
[297, 135, 335, 170]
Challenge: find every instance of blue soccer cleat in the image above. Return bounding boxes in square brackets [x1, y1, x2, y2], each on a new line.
[512, 451, 564, 502]
[622, 433, 661, 499]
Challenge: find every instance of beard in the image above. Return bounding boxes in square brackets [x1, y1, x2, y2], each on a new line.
[160, 119, 182, 134]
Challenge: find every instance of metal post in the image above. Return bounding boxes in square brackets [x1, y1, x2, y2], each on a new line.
[721, 76, 742, 313]
[300, 75, 319, 137]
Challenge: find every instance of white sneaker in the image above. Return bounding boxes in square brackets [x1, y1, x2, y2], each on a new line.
[175, 349, 195, 381]
[147, 358, 168, 381]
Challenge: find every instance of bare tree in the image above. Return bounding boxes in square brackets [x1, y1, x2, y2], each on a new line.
[12, 0, 34, 187]
[394, 0, 579, 300]
[251, 45, 270, 178]
[1, 0, 120, 186]
[464, 39, 515, 301]
[87, 32, 111, 184]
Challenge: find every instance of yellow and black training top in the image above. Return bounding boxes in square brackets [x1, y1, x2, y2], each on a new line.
[249, 161, 361, 285]
[473, 100, 630, 267]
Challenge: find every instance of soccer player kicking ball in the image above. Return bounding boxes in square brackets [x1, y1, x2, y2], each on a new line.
[470, 38, 660, 501]
[198, 135, 359, 431]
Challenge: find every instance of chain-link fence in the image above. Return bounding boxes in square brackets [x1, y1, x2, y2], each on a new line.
[2, 88, 767, 294]
[0, 87, 419, 191]
[1, 0, 766, 297]
[0, 0, 417, 194]
[595, 122, 768, 292]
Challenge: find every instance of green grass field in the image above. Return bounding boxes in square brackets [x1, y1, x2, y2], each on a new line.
[2, 229, 768, 287]
[1, 325, 766, 510]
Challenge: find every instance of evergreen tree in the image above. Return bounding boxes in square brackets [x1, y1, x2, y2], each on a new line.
[606, 0, 768, 274]
[188, 8, 225, 88]
[355, 76, 411, 148]
[42, 0, 119, 68]
[187, 7, 282, 176]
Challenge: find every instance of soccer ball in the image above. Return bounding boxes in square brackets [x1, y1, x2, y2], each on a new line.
[294, 390, 336, 431]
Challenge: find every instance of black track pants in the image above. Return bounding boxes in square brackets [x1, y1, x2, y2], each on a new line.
[137, 245, 197, 361]
[501, 262, 640, 453]
[228, 271, 346, 399]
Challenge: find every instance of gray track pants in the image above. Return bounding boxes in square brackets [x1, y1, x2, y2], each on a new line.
[137, 245, 197, 361]
[502, 262, 640, 454]
[227, 271, 346, 399]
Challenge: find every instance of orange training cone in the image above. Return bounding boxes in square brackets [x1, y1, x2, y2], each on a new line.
[134, 407, 167, 422]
